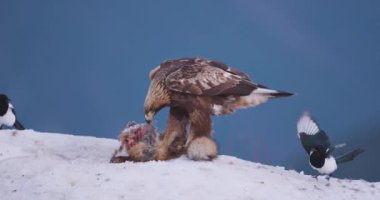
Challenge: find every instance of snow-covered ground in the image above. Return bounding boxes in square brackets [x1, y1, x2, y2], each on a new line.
[0, 130, 379, 200]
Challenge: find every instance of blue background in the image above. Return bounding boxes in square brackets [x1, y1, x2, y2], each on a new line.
[1, 0, 379, 181]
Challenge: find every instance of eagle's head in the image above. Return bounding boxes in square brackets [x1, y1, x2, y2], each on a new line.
[144, 91, 169, 123]
[144, 69, 170, 123]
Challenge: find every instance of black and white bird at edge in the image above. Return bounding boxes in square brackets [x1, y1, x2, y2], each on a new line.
[0, 94, 25, 130]
[297, 112, 364, 179]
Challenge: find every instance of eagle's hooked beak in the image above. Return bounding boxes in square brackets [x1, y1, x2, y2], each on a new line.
[145, 111, 155, 124]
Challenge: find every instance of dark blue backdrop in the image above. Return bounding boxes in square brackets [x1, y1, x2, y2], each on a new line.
[1, 0, 379, 181]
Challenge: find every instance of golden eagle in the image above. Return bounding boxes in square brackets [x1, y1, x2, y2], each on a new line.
[144, 58, 293, 160]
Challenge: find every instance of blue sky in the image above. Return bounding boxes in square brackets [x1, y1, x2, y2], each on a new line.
[1, 0, 379, 181]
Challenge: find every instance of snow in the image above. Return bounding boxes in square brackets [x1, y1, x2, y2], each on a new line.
[0, 130, 379, 200]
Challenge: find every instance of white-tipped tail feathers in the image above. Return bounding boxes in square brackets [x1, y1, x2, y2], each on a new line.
[252, 87, 293, 98]
[297, 113, 320, 137]
[253, 88, 279, 95]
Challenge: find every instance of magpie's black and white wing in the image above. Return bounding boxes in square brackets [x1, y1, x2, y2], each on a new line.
[297, 112, 331, 154]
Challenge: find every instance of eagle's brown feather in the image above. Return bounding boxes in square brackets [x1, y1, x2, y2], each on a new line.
[155, 107, 188, 160]
[165, 64, 257, 96]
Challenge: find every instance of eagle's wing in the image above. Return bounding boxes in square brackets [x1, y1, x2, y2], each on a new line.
[297, 113, 331, 154]
[164, 58, 257, 96]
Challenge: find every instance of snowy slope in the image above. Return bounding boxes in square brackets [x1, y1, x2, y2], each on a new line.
[0, 130, 379, 200]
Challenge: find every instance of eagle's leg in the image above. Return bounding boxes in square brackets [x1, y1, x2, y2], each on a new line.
[155, 107, 188, 160]
[186, 110, 218, 161]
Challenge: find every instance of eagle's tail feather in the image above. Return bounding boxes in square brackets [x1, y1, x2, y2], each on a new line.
[223, 85, 293, 114]
[253, 86, 294, 98]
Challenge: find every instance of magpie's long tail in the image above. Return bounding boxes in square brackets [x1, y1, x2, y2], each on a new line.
[336, 148, 364, 164]
[14, 120, 25, 130]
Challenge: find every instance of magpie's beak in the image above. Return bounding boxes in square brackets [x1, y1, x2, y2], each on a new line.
[145, 111, 155, 124]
